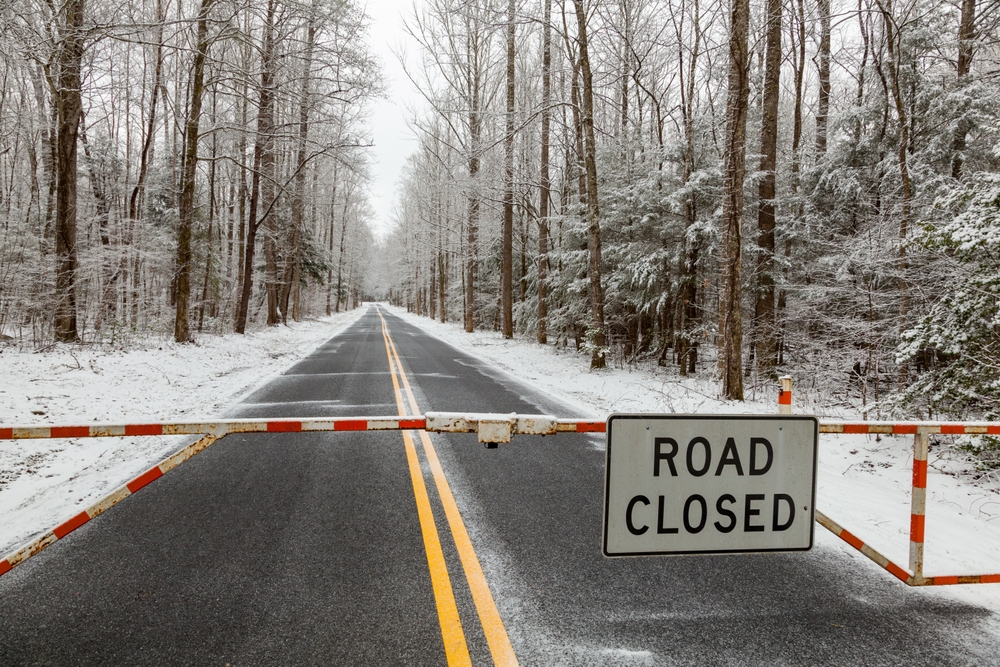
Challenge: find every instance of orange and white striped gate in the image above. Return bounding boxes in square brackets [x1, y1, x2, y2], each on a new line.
[2, 391, 998, 587]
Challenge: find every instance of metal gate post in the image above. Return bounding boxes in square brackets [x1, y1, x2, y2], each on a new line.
[778, 376, 793, 415]
[908, 431, 929, 582]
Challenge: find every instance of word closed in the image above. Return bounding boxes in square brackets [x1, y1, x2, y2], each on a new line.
[603, 415, 818, 557]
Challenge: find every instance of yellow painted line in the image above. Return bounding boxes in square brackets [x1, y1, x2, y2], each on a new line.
[381, 310, 520, 667]
[379, 311, 472, 667]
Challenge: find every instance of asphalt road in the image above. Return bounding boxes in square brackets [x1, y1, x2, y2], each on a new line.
[1, 305, 999, 666]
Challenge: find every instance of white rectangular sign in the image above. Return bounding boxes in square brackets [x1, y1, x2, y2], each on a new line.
[603, 415, 818, 557]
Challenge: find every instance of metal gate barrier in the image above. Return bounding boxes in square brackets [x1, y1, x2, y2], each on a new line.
[2, 413, 998, 586]
[0, 414, 602, 578]
[816, 420, 1000, 586]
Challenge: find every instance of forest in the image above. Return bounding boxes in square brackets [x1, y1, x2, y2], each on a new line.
[2, 0, 999, 420]
[385, 0, 1000, 418]
[0, 0, 381, 346]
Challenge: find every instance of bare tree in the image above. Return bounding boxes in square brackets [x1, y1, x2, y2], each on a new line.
[951, 0, 976, 180]
[236, 0, 279, 334]
[573, 0, 607, 369]
[174, 0, 216, 342]
[815, 0, 831, 156]
[537, 0, 552, 344]
[753, 0, 781, 374]
[677, 0, 703, 376]
[52, 0, 87, 342]
[285, 14, 317, 322]
[501, 0, 515, 338]
[719, 0, 751, 400]
[878, 0, 912, 386]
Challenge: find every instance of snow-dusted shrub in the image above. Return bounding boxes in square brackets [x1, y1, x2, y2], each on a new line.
[899, 173, 1000, 418]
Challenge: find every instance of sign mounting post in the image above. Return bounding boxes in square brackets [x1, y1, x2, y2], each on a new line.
[603, 415, 818, 557]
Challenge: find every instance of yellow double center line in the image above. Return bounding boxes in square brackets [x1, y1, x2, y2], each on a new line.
[378, 308, 518, 667]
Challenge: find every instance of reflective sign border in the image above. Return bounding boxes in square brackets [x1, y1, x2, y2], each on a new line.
[602, 414, 819, 558]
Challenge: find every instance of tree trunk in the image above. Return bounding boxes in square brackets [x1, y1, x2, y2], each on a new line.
[235, 0, 277, 333]
[815, 0, 831, 156]
[678, 0, 701, 376]
[538, 0, 551, 345]
[754, 0, 781, 375]
[719, 0, 751, 400]
[53, 0, 86, 342]
[880, 0, 912, 387]
[465, 63, 481, 333]
[439, 247, 447, 323]
[174, 0, 214, 343]
[791, 0, 805, 189]
[336, 185, 352, 313]
[501, 0, 515, 339]
[260, 0, 279, 325]
[28, 61, 56, 244]
[325, 167, 337, 316]
[778, 0, 806, 364]
[951, 0, 976, 180]
[429, 260, 437, 320]
[571, 63, 587, 211]
[199, 90, 219, 331]
[79, 116, 118, 332]
[573, 0, 607, 369]
[287, 18, 316, 323]
[235, 70, 249, 297]
[198, 221, 213, 332]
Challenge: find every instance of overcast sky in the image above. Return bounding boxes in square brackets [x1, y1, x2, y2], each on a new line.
[364, 0, 423, 238]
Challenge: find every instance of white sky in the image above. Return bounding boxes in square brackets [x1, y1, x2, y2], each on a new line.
[364, 0, 423, 238]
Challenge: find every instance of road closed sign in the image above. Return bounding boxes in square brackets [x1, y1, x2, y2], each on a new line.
[603, 415, 818, 557]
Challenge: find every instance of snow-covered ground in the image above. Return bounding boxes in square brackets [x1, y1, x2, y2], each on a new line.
[386, 305, 1000, 615]
[0, 308, 365, 555]
[3, 302, 999, 617]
